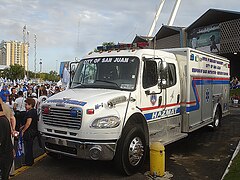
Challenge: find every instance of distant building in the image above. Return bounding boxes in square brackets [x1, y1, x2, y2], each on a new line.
[0, 40, 28, 71]
[133, 9, 240, 77]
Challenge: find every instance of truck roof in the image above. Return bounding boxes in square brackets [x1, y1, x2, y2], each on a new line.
[163, 47, 229, 62]
[83, 49, 176, 60]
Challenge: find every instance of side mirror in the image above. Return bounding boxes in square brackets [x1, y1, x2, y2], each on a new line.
[161, 61, 167, 70]
[158, 60, 168, 89]
[70, 62, 78, 85]
[71, 64, 76, 72]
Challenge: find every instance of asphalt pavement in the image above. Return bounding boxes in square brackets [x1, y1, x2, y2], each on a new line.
[163, 107, 240, 180]
[11, 107, 240, 180]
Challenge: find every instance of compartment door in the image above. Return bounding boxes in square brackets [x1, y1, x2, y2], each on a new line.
[201, 80, 213, 121]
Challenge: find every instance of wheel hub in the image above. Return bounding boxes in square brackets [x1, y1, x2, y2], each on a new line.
[215, 116, 219, 127]
[128, 137, 144, 166]
[214, 111, 220, 127]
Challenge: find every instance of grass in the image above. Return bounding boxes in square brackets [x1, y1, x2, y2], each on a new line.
[224, 151, 240, 180]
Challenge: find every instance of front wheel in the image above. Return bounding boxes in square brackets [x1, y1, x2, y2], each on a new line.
[114, 125, 147, 175]
[212, 107, 222, 130]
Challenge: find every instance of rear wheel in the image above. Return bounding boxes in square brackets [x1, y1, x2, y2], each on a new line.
[114, 124, 147, 175]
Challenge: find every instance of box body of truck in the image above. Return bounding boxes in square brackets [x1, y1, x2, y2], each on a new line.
[38, 47, 229, 175]
[165, 48, 229, 133]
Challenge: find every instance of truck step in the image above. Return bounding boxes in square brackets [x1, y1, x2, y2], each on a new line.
[150, 133, 188, 146]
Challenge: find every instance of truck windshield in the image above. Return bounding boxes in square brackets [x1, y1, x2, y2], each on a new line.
[71, 56, 139, 91]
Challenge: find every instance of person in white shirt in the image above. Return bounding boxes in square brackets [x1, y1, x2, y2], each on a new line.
[30, 93, 38, 109]
[37, 90, 48, 114]
[62, 63, 70, 88]
[13, 91, 26, 131]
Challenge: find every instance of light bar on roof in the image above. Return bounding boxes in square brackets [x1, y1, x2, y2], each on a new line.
[96, 42, 149, 52]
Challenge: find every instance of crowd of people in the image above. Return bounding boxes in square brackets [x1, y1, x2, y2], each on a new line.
[0, 82, 63, 180]
[230, 76, 239, 89]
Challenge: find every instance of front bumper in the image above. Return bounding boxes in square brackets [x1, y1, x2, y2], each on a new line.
[41, 133, 117, 161]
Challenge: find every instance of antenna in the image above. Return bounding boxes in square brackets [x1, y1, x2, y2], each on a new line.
[77, 19, 80, 50]
[23, 25, 27, 77]
[34, 34, 37, 78]
[167, 0, 182, 26]
[148, 0, 165, 37]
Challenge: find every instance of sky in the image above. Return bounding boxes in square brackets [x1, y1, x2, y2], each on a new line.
[0, 0, 239, 73]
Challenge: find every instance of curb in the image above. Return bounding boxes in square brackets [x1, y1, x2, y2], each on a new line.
[12, 153, 47, 178]
[221, 140, 240, 180]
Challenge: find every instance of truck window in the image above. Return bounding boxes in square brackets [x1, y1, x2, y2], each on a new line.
[71, 57, 139, 91]
[143, 61, 158, 89]
[73, 63, 97, 84]
[167, 63, 176, 87]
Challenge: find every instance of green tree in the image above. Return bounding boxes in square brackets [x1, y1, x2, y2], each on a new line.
[39, 71, 59, 82]
[27, 71, 36, 79]
[0, 64, 60, 82]
[1, 64, 24, 80]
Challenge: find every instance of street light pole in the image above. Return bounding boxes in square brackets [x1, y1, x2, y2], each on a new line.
[56, 60, 58, 72]
[23, 25, 26, 77]
[39, 58, 42, 80]
[39, 58, 42, 72]
[27, 30, 30, 77]
[34, 34, 37, 79]
[22, 25, 30, 79]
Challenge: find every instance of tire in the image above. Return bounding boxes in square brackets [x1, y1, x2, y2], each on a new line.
[212, 107, 221, 130]
[114, 124, 147, 175]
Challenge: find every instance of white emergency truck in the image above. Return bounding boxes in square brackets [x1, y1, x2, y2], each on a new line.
[38, 46, 230, 175]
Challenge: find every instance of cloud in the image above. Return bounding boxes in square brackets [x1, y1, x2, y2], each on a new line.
[0, 0, 239, 72]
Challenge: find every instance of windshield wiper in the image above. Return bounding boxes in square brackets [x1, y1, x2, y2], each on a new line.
[95, 80, 120, 89]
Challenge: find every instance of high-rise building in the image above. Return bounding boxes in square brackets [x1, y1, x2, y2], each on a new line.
[0, 40, 28, 70]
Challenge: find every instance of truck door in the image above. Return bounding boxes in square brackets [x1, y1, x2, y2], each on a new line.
[139, 57, 182, 144]
[139, 58, 180, 121]
[201, 78, 213, 122]
[139, 58, 164, 121]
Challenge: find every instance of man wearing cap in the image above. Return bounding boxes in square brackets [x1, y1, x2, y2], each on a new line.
[31, 93, 38, 109]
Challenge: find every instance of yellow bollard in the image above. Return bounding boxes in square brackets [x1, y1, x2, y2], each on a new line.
[150, 142, 165, 177]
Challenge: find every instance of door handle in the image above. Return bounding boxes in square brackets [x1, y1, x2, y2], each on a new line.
[145, 90, 150, 95]
[177, 94, 180, 104]
[158, 96, 162, 107]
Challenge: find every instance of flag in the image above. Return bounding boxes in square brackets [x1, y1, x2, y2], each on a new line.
[16, 131, 24, 158]
[24, 75, 28, 82]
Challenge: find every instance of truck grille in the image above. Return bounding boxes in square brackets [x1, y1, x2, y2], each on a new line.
[42, 107, 82, 129]
[45, 142, 77, 155]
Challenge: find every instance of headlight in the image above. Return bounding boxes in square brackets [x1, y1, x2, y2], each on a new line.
[91, 116, 120, 129]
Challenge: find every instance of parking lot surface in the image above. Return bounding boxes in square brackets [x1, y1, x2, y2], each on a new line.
[12, 108, 240, 180]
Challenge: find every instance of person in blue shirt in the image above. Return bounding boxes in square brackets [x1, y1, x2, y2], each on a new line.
[0, 86, 10, 103]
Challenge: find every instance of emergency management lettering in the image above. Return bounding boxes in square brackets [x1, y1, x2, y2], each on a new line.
[83, 57, 130, 64]
[192, 68, 216, 74]
[197, 56, 223, 65]
[151, 108, 178, 119]
[192, 68, 228, 76]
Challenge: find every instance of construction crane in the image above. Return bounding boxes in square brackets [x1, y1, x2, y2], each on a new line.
[167, 0, 182, 26]
[148, 0, 182, 37]
[148, 0, 166, 37]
